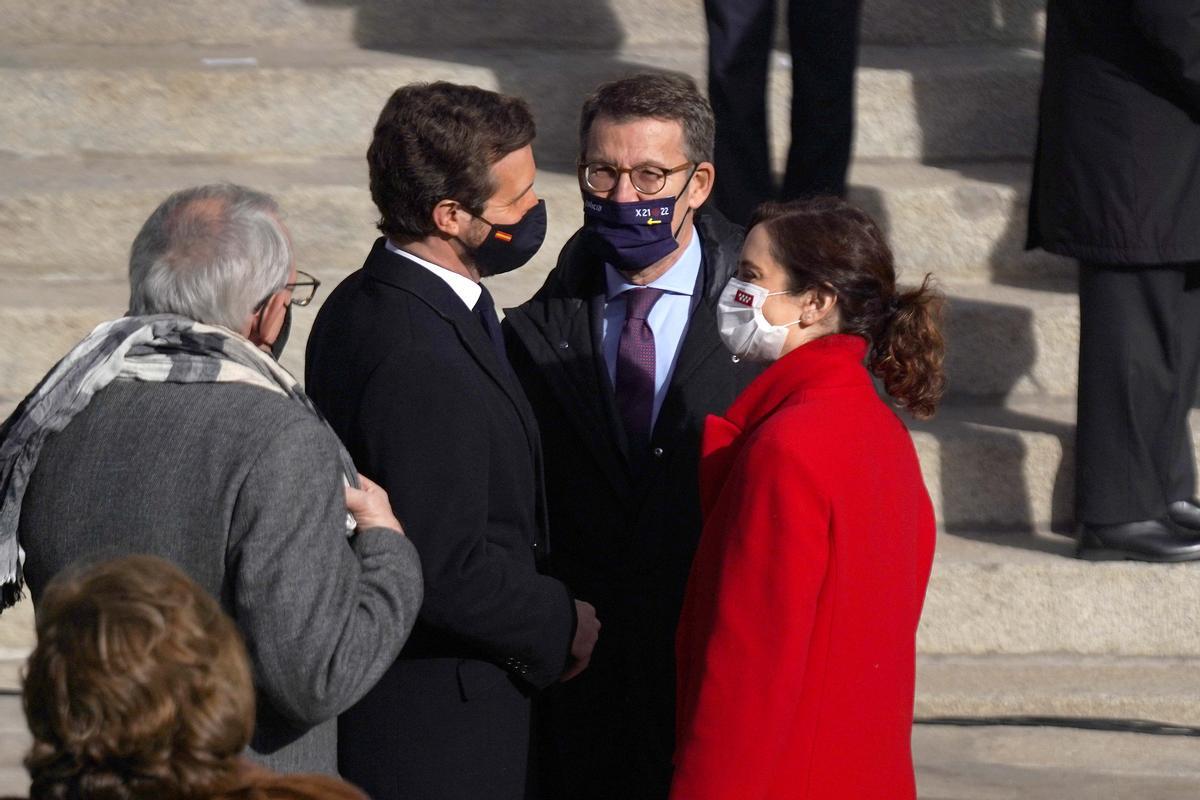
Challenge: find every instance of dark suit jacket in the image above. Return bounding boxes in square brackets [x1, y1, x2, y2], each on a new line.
[305, 240, 575, 800]
[502, 208, 760, 800]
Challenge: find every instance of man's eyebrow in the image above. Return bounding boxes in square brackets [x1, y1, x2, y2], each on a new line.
[510, 180, 535, 204]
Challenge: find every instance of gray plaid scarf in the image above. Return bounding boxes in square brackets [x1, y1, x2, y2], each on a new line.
[0, 314, 358, 611]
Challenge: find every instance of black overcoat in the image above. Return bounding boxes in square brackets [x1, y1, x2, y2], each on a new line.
[1028, 0, 1200, 264]
[502, 208, 761, 799]
[305, 240, 575, 800]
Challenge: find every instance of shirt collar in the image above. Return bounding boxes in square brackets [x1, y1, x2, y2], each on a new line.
[604, 226, 702, 301]
[385, 239, 483, 310]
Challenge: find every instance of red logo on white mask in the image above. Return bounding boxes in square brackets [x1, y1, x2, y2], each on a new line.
[734, 289, 755, 307]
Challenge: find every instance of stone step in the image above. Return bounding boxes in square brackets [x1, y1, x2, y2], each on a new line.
[4, 537, 1199, 666]
[0, 596, 33, 696]
[0, 43, 1042, 165]
[0, 273, 1179, 531]
[4, 546, 1200, 780]
[865, 0, 1045, 47]
[0, 279, 1102, 533]
[848, 160, 1073, 285]
[914, 400, 1200, 531]
[0, 0, 1046, 50]
[919, 530, 1200, 657]
[0, 269, 1081, 403]
[0, 157, 1068, 287]
[913, 724, 1200, 798]
[0, 698, 29, 774]
[6, 700, 1200, 797]
[942, 279, 1078, 400]
[914, 398, 1072, 531]
[0, 766, 28, 800]
[916, 654, 1200, 726]
[0, 694, 29, 795]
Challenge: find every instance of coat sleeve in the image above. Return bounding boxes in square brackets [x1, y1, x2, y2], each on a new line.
[227, 414, 424, 727]
[358, 348, 575, 689]
[1132, 0, 1200, 113]
[671, 431, 829, 800]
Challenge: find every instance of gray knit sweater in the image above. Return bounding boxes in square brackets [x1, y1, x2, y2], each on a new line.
[18, 380, 423, 776]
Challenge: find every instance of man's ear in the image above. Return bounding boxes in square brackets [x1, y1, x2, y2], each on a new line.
[684, 162, 715, 210]
[246, 291, 287, 347]
[431, 199, 467, 238]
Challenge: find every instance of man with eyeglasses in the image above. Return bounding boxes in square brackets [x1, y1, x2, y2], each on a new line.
[503, 73, 761, 799]
[3, 183, 423, 777]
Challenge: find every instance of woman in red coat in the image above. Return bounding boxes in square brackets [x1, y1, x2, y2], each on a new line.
[671, 197, 945, 800]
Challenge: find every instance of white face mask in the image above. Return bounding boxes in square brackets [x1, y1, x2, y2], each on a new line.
[716, 278, 801, 362]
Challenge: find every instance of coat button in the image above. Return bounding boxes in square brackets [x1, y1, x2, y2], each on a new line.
[652, 447, 664, 459]
[531, 541, 540, 551]
[731, 354, 741, 363]
[559, 340, 570, 349]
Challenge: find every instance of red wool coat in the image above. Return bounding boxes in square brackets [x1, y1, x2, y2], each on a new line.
[671, 334, 936, 800]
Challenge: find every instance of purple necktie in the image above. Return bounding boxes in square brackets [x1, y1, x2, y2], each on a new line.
[615, 287, 664, 448]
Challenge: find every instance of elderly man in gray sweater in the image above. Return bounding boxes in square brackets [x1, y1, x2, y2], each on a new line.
[0, 183, 423, 775]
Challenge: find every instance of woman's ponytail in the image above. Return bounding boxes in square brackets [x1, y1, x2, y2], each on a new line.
[870, 274, 945, 419]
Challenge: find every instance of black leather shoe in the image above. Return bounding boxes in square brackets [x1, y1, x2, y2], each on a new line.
[1168, 499, 1200, 531]
[1076, 518, 1200, 562]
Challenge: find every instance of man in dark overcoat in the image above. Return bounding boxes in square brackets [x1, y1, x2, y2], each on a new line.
[306, 82, 599, 800]
[1028, 0, 1200, 560]
[503, 74, 760, 799]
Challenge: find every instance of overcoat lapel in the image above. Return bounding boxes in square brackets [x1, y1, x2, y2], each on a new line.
[364, 241, 540, 457]
[637, 253, 727, 506]
[506, 294, 633, 501]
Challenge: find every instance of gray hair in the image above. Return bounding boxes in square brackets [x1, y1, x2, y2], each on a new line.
[128, 184, 292, 331]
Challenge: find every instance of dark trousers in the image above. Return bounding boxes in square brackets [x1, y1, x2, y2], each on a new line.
[1076, 263, 1200, 525]
[705, 0, 862, 225]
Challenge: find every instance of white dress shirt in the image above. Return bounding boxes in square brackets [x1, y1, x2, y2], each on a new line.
[385, 239, 482, 310]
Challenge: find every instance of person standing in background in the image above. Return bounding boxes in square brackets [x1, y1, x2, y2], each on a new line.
[705, 0, 863, 225]
[1027, 0, 1200, 561]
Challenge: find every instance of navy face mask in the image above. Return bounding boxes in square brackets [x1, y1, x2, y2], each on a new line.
[470, 199, 547, 277]
[270, 304, 291, 361]
[581, 167, 696, 272]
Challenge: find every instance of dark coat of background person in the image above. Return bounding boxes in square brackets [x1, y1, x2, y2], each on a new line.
[503, 208, 760, 799]
[305, 240, 575, 800]
[17, 381, 422, 776]
[1027, 0, 1200, 263]
[1027, 0, 1200, 530]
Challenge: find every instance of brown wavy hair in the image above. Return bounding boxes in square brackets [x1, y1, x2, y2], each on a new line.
[368, 81, 536, 243]
[749, 197, 946, 418]
[21, 555, 364, 800]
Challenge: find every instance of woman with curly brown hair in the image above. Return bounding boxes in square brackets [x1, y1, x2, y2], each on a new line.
[11, 555, 365, 800]
[670, 197, 945, 800]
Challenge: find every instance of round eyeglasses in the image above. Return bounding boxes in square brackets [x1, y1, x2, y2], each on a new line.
[283, 270, 321, 307]
[579, 161, 694, 195]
